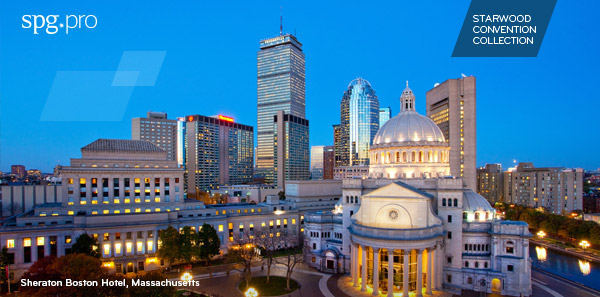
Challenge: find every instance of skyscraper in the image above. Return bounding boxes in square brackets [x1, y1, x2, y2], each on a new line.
[333, 124, 342, 167]
[132, 112, 177, 161]
[310, 146, 325, 180]
[323, 146, 334, 180]
[256, 34, 306, 184]
[339, 78, 379, 166]
[426, 76, 476, 189]
[274, 110, 310, 188]
[185, 114, 254, 193]
[379, 107, 391, 127]
[477, 163, 504, 204]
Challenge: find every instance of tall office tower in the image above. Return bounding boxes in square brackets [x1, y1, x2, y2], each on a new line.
[256, 34, 306, 184]
[333, 124, 342, 167]
[185, 115, 254, 193]
[274, 110, 309, 188]
[176, 117, 186, 167]
[426, 76, 476, 189]
[132, 112, 178, 161]
[379, 107, 391, 127]
[323, 146, 334, 179]
[339, 78, 379, 166]
[477, 163, 504, 204]
[504, 163, 583, 214]
[310, 146, 325, 180]
[11, 165, 26, 178]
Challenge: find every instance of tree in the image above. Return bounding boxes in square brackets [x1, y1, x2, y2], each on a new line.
[158, 226, 180, 269]
[180, 226, 196, 264]
[274, 232, 303, 291]
[72, 233, 100, 258]
[225, 233, 262, 288]
[20, 254, 124, 297]
[196, 223, 221, 266]
[128, 270, 175, 297]
[278, 191, 286, 200]
[255, 229, 282, 284]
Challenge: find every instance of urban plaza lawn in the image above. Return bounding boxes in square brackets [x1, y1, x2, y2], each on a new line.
[238, 276, 299, 296]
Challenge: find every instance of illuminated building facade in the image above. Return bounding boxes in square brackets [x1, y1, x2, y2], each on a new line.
[339, 78, 379, 166]
[504, 162, 583, 214]
[477, 163, 504, 204]
[185, 115, 253, 192]
[132, 112, 178, 161]
[323, 146, 335, 180]
[11, 165, 26, 178]
[333, 124, 342, 167]
[256, 34, 306, 184]
[426, 76, 477, 190]
[274, 110, 310, 188]
[304, 80, 531, 296]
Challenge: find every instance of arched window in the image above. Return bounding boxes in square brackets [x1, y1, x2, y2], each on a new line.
[463, 212, 468, 220]
[506, 241, 514, 254]
[465, 261, 469, 268]
[395, 152, 400, 163]
[346, 196, 349, 203]
[428, 151, 432, 162]
[454, 199, 458, 207]
[465, 244, 468, 251]
[375, 154, 379, 164]
[442, 198, 447, 206]
[474, 212, 479, 220]
[411, 151, 416, 163]
[356, 197, 359, 204]
[386, 152, 390, 163]
[350, 196, 354, 203]
[419, 151, 423, 162]
[485, 212, 489, 220]
[467, 277, 472, 284]
[402, 152, 407, 163]
[469, 244, 472, 251]
[484, 262, 488, 268]
[486, 244, 489, 251]
[475, 262, 479, 268]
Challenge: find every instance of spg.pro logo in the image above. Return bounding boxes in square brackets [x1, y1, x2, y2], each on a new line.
[22, 15, 97, 34]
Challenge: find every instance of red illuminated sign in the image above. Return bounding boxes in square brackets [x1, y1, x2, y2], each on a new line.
[218, 115, 234, 122]
[188, 116, 194, 122]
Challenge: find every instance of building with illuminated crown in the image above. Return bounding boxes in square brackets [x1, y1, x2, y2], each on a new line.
[303, 82, 532, 297]
[185, 114, 253, 192]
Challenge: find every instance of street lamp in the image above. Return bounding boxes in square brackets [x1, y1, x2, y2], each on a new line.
[580, 240, 591, 251]
[245, 288, 258, 297]
[181, 272, 193, 282]
[537, 231, 546, 239]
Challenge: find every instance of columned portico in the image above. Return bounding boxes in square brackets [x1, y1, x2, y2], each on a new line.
[372, 247, 380, 296]
[387, 249, 394, 297]
[416, 249, 423, 297]
[403, 250, 409, 296]
[361, 245, 368, 291]
[426, 247, 433, 295]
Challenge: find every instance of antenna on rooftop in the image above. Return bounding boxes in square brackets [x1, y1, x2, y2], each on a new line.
[280, 6, 283, 36]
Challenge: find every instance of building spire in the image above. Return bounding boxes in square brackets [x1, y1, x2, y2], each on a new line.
[400, 80, 415, 112]
[280, 6, 283, 36]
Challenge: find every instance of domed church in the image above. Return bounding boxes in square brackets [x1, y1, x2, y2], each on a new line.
[303, 82, 532, 296]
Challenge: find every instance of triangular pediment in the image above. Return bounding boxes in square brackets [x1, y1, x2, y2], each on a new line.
[362, 181, 433, 199]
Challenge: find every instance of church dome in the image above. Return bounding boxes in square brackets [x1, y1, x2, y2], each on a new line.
[372, 82, 445, 148]
[462, 189, 495, 213]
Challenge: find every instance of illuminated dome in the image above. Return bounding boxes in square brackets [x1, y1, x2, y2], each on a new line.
[369, 81, 450, 179]
[372, 82, 445, 147]
[462, 189, 496, 222]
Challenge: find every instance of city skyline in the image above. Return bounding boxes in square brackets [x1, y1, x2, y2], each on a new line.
[1, 1, 599, 172]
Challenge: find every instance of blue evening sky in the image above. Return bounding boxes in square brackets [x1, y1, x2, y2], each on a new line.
[0, 0, 598, 172]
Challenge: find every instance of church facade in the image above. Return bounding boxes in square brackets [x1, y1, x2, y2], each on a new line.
[303, 83, 532, 296]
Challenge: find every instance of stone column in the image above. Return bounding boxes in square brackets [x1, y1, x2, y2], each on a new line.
[362, 246, 368, 292]
[352, 244, 358, 286]
[373, 247, 380, 296]
[403, 250, 410, 297]
[426, 247, 433, 295]
[416, 249, 423, 297]
[388, 249, 394, 297]
[435, 243, 442, 290]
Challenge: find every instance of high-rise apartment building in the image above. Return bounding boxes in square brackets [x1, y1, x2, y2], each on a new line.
[256, 34, 306, 184]
[185, 115, 253, 193]
[176, 117, 186, 167]
[339, 78, 379, 166]
[477, 163, 504, 204]
[426, 76, 476, 189]
[132, 112, 177, 161]
[379, 107, 391, 127]
[274, 110, 309, 188]
[11, 165, 26, 178]
[504, 162, 583, 214]
[333, 124, 342, 167]
[323, 146, 334, 180]
[310, 146, 325, 180]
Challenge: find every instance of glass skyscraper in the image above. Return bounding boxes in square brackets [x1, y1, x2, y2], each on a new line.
[379, 107, 391, 127]
[256, 34, 306, 184]
[340, 78, 379, 166]
[274, 110, 310, 188]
